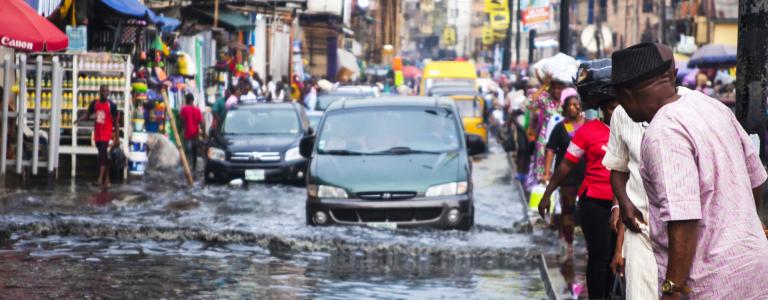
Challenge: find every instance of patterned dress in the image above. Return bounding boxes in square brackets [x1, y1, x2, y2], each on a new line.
[525, 93, 562, 191]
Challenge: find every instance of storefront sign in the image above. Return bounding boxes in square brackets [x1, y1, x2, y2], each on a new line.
[0, 36, 33, 51]
[522, 6, 550, 29]
[66, 26, 87, 53]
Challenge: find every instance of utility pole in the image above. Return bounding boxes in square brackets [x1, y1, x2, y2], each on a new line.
[528, 29, 536, 66]
[659, 0, 667, 44]
[735, 0, 768, 163]
[559, 0, 570, 55]
[503, 0, 514, 71]
[515, 0, 522, 67]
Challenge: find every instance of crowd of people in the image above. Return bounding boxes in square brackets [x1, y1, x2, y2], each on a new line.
[495, 42, 768, 299]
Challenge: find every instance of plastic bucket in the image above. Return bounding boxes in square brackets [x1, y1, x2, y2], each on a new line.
[128, 151, 148, 176]
[528, 184, 557, 212]
[132, 118, 145, 132]
[130, 132, 148, 152]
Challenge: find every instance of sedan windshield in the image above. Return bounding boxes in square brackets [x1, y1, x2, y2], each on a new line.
[317, 108, 460, 154]
[223, 109, 300, 135]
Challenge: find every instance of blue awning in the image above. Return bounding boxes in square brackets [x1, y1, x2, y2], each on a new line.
[100, 0, 157, 21]
[155, 15, 181, 32]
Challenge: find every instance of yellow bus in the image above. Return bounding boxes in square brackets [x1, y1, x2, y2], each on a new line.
[420, 61, 477, 96]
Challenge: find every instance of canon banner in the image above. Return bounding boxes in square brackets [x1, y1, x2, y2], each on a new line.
[0, 36, 34, 51]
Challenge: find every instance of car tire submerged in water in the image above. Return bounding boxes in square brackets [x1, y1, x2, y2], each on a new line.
[455, 210, 474, 231]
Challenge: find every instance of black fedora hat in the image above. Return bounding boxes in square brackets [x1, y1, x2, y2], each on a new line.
[611, 42, 674, 87]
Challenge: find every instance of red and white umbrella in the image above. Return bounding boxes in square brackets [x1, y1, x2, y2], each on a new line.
[0, 0, 68, 52]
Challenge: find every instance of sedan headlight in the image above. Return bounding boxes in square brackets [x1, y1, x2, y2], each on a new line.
[208, 147, 225, 161]
[284, 147, 303, 161]
[425, 181, 468, 197]
[307, 184, 348, 198]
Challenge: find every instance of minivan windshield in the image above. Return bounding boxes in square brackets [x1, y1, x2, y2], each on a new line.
[223, 109, 300, 135]
[316, 92, 374, 111]
[317, 108, 460, 154]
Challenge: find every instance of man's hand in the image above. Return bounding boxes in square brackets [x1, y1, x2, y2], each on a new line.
[610, 205, 621, 233]
[620, 199, 646, 233]
[539, 173, 551, 184]
[538, 191, 552, 219]
[610, 255, 624, 277]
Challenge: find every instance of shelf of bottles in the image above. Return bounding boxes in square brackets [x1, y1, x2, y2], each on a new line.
[64, 54, 132, 161]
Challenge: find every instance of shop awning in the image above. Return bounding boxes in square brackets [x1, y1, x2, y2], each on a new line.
[0, 0, 68, 52]
[155, 15, 181, 32]
[184, 7, 254, 31]
[100, 0, 158, 21]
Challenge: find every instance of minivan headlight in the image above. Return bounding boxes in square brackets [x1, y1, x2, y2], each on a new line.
[307, 184, 348, 198]
[425, 181, 468, 197]
[208, 147, 225, 161]
[284, 147, 302, 161]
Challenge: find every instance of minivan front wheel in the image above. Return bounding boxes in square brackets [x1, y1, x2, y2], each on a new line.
[455, 212, 474, 231]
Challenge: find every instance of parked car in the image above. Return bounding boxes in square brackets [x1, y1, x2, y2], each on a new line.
[316, 85, 379, 111]
[300, 96, 485, 230]
[205, 102, 312, 184]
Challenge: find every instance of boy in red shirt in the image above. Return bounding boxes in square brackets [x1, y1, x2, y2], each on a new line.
[75, 85, 120, 187]
[180, 94, 205, 171]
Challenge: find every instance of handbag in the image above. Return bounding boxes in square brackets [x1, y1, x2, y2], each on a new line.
[608, 269, 626, 300]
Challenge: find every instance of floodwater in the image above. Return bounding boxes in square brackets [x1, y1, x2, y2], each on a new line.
[0, 144, 557, 299]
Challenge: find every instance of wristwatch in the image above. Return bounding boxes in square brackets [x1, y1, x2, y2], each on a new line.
[661, 279, 692, 295]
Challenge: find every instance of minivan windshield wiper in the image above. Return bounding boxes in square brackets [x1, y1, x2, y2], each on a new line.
[319, 149, 367, 156]
[371, 147, 444, 155]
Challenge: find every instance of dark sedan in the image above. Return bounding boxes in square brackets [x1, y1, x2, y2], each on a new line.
[204, 102, 312, 184]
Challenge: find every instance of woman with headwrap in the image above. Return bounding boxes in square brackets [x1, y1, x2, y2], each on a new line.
[524, 78, 566, 191]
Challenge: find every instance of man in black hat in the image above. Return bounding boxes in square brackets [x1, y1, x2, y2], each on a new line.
[612, 42, 768, 299]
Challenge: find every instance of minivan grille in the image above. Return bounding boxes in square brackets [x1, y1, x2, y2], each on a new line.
[330, 207, 443, 223]
[357, 192, 417, 200]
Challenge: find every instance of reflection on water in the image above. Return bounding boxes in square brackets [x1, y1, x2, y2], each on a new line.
[0, 236, 546, 299]
[0, 144, 551, 299]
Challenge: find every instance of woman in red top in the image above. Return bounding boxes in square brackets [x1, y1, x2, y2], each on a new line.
[539, 70, 619, 299]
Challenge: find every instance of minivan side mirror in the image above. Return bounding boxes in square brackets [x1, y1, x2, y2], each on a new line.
[466, 134, 486, 156]
[300, 135, 316, 158]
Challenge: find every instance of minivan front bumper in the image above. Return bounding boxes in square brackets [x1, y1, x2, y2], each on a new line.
[306, 194, 473, 229]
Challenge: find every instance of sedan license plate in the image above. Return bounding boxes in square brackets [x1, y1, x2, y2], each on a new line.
[366, 222, 397, 230]
[245, 169, 266, 181]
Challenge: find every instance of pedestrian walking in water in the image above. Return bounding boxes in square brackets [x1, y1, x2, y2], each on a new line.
[74, 85, 120, 188]
[542, 87, 585, 255]
[612, 42, 768, 299]
[539, 74, 619, 299]
[180, 94, 204, 172]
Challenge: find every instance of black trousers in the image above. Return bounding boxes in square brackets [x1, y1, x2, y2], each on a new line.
[578, 194, 617, 299]
[95, 141, 109, 167]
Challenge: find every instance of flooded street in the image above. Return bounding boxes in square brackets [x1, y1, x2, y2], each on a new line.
[0, 144, 557, 299]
